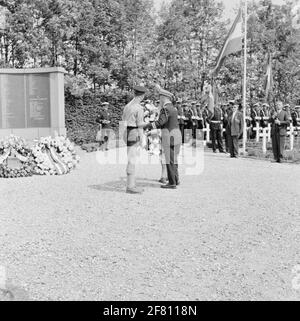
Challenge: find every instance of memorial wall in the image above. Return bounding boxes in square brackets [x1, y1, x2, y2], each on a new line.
[0, 67, 66, 140]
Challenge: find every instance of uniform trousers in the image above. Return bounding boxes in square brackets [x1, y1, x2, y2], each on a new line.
[162, 144, 180, 185]
[126, 127, 139, 175]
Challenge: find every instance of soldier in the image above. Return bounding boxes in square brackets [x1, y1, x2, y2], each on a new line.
[291, 106, 299, 128]
[269, 101, 290, 163]
[284, 104, 292, 121]
[222, 103, 230, 152]
[196, 102, 204, 141]
[96, 102, 111, 151]
[209, 103, 225, 153]
[245, 105, 252, 139]
[196, 103, 203, 129]
[144, 86, 181, 189]
[295, 107, 300, 136]
[122, 85, 147, 194]
[260, 103, 269, 128]
[176, 100, 185, 144]
[191, 101, 198, 145]
[183, 102, 192, 142]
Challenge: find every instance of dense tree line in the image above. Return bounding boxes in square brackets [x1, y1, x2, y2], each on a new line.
[0, 0, 299, 142]
[0, 0, 299, 101]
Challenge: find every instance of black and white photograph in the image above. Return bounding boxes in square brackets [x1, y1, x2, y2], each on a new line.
[0, 0, 300, 308]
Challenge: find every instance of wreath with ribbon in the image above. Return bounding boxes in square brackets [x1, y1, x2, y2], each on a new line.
[0, 135, 80, 178]
[0, 135, 34, 178]
[32, 136, 80, 176]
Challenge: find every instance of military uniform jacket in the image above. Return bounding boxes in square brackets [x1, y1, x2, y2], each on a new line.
[145, 102, 181, 146]
[177, 106, 185, 125]
[122, 99, 144, 145]
[183, 109, 193, 127]
[291, 110, 299, 127]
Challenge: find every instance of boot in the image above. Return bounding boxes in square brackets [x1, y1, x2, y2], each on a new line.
[158, 177, 168, 184]
[126, 186, 144, 194]
[126, 174, 143, 194]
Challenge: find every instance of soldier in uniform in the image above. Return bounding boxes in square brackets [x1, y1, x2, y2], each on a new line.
[196, 102, 203, 140]
[245, 105, 252, 140]
[191, 101, 198, 145]
[176, 100, 185, 144]
[122, 85, 147, 194]
[196, 103, 203, 129]
[183, 102, 192, 142]
[291, 106, 299, 128]
[144, 86, 181, 189]
[222, 103, 230, 152]
[96, 102, 112, 151]
[260, 103, 269, 128]
[209, 103, 225, 153]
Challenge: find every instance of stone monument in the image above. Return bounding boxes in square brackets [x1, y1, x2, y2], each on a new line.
[0, 67, 66, 140]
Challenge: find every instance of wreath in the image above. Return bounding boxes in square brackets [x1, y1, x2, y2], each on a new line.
[0, 135, 34, 178]
[32, 136, 80, 176]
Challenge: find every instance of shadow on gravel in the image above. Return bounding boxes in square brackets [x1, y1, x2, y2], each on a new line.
[0, 285, 30, 301]
[89, 177, 161, 193]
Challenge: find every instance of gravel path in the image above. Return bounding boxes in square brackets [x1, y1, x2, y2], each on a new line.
[1, 145, 300, 301]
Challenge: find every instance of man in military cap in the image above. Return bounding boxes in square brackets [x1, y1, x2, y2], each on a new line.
[96, 102, 111, 151]
[122, 85, 147, 194]
[144, 85, 181, 189]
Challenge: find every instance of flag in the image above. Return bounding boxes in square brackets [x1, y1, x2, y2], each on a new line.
[263, 53, 273, 99]
[208, 85, 214, 115]
[0, 6, 8, 30]
[212, 9, 243, 75]
[207, 80, 219, 119]
[292, 1, 300, 30]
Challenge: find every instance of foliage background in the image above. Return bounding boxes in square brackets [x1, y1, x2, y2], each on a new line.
[0, 0, 299, 143]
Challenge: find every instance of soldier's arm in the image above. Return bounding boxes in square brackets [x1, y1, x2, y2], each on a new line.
[144, 107, 169, 130]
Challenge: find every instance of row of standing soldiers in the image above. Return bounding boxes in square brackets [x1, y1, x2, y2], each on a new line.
[174, 101, 300, 144]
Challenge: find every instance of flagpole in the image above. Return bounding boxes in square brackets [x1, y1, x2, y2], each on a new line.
[242, 0, 248, 155]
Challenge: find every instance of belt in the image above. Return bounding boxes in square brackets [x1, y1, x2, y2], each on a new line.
[210, 121, 221, 123]
[126, 126, 139, 147]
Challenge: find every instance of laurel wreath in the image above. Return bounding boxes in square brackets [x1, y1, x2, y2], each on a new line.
[0, 136, 34, 178]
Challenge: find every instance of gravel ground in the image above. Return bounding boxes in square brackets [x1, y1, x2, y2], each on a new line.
[0, 143, 300, 301]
